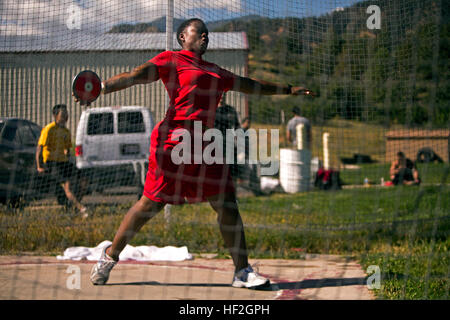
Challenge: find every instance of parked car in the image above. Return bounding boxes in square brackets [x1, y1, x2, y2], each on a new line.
[0, 118, 42, 206]
[75, 106, 155, 196]
[0, 117, 82, 207]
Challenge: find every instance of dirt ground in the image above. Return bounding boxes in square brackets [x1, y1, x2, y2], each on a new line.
[0, 254, 374, 300]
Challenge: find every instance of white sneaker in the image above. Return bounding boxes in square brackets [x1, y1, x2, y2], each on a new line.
[232, 264, 270, 289]
[90, 245, 117, 285]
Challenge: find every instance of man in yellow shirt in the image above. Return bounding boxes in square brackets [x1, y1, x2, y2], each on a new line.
[36, 104, 87, 216]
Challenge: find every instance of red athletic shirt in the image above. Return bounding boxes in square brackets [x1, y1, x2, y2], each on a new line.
[149, 50, 237, 128]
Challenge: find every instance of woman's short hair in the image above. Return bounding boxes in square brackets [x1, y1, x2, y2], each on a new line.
[176, 18, 205, 47]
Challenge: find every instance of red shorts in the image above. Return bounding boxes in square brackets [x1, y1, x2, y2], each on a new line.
[143, 120, 235, 204]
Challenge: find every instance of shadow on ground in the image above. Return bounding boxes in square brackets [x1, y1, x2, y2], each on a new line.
[106, 277, 368, 291]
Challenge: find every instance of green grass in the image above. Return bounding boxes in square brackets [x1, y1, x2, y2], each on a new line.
[0, 185, 449, 299]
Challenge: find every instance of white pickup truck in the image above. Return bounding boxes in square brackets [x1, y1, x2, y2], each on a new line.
[75, 106, 155, 195]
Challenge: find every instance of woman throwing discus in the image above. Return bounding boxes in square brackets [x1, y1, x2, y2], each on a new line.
[82, 18, 314, 288]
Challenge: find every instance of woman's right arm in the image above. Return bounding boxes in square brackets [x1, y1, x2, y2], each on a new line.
[102, 61, 160, 94]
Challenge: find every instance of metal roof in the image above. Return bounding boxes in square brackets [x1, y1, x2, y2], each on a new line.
[0, 32, 248, 52]
[386, 129, 450, 138]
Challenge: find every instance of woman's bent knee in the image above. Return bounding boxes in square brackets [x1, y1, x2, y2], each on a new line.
[136, 195, 164, 216]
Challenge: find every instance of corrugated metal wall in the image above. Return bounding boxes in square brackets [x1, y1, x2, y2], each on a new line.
[0, 50, 247, 138]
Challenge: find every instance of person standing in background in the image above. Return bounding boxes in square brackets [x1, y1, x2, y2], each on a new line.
[286, 106, 311, 150]
[36, 104, 87, 217]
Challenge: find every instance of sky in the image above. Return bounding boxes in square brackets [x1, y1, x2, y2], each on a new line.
[0, 0, 361, 36]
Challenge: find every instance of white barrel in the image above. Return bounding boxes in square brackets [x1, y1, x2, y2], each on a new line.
[279, 148, 311, 193]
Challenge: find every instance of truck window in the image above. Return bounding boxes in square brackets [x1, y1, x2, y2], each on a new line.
[118, 111, 145, 134]
[87, 113, 114, 135]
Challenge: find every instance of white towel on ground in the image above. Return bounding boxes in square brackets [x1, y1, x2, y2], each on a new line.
[56, 240, 193, 262]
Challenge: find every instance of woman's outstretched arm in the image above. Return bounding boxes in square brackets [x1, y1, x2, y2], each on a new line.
[101, 61, 160, 94]
[232, 76, 315, 97]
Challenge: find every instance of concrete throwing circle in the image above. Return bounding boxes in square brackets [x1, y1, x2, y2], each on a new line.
[0, 255, 373, 300]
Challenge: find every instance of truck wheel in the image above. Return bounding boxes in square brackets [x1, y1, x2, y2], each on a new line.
[137, 184, 144, 200]
[248, 164, 263, 196]
[134, 162, 146, 199]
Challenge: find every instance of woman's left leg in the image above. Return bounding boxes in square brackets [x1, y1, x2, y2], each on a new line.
[207, 191, 249, 273]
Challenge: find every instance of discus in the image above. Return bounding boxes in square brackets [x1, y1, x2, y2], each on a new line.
[72, 70, 102, 105]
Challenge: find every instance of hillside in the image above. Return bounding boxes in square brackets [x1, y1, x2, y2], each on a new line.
[108, 15, 264, 33]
